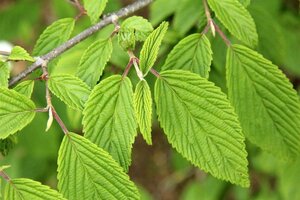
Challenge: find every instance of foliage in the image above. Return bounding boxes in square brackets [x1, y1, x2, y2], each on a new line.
[1, 0, 300, 199]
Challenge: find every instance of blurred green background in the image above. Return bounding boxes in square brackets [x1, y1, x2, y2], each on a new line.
[1, 0, 300, 199]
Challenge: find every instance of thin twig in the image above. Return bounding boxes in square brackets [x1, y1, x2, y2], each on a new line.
[150, 68, 160, 78]
[51, 107, 69, 134]
[0, 50, 10, 56]
[9, 0, 153, 87]
[0, 170, 11, 182]
[211, 20, 231, 47]
[122, 58, 134, 78]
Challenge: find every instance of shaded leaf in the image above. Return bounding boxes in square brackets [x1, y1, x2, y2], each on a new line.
[83, 0, 108, 24]
[8, 46, 35, 62]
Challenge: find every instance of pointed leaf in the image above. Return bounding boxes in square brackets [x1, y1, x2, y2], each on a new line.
[83, 0, 108, 24]
[134, 80, 152, 145]
[155, 70, 249, 187]
[33, 18, 75, 55]
[83, 75, 137, 171]
[13, 80, 34, 98]
[76, 39, 113, 87]
[226, 44, 300, 160]
[4, 178, 65, 200]
[0, 62, 9, 87]
[162, 33, 212, 78]
[139, 22, 168, 75]
[57, 132, 140, 200]
[8, 46, 35, 62]
[0, 88, 35, 139]
[48, 74, 91, 111]
[207, 0, 257, 47]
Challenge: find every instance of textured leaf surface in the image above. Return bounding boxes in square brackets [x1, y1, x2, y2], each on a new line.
[162, 33, 212, 78]
[8, 46, 35, 62]
[4, 178, 65, 200]
[13, 80, 34, 98]
[83, 75, 137, 171]
[57, 132, 139, 200]
[134, 80, 152, 145]
[83, 0, 108, 24]
[0, 62, 9, 87]
[226, 44, 300, 160]
[155, 70, 249, 187]
[33, 18, 75, 55]
[118, 16, 153, 50]
[207, 0, 257, 47]
[76, 39, 112, 88]
[48, 74, 91, 111]
[0, 88, 35, 139]
[139, 22, 168, 75]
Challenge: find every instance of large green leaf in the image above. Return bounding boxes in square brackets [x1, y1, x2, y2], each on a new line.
[0, 88, 36, 139]
[57, 132, 139, 200]
[207, 0, 257, 47]
[8, 46, 35, 62]
[83, 75, 137, 171]
[48, 74, 91, 111]
[0, 62, 9, 87]
[226, 44, 300, 160]
[139, 22, 169, 75]
[134, 80, 152, 145]
[33, 18, 75, 55]
[162, 33, 212, 78]
[76, 39, 112, 88]
[155, 70, 249, 187]
[83, 0, 108, 24]
[13, 80, 35, 98]
[4, 178, 65, 200]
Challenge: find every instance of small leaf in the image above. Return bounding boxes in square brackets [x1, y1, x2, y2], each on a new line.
[13, 80, 35, 98]
[0, 88, 36, 139]
[139, 22, 169, 76]
[57, 132, 140, 200]
[4, 178, 65, 200]
[48, 74, 91, 111]
[207, 0, 258, 47]
[83, 0, 108, 24]
[76, 39, 113, 88]
[226, 44, 300, 160]
[134, 80, 152, 145]
[83, 75, 137, 171]
[0, 61, 9, 87]
[162, 33, 213, 78]
[33, 18, 75, 55]
[155, 70, 249, 187]
[118, 16, 153, 50]
[8, 46, 35, 62]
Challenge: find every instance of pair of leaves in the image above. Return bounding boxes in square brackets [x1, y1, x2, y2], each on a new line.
[207, 0, 257, 47]
[226, 45, 300, 160]
[0, 88, 35, 139]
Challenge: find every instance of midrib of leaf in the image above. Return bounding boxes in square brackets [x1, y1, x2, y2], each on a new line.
[66, 135, 114, 198]
[232, 51, 299, 151]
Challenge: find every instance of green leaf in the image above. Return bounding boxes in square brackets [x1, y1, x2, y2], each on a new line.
[118, 16, 153, 50]
[13, 80, 35, 98]
[4, 178, 65, 200]
[139, 22, 169, 76]
[154, 70, 249, 187]
[0, 135, 17, 156]
[0, 88, 36, 139]
[162, 33, 212, 78]
[0, 62, 9, 87]
[48, 74, 91, 111]
[173, 0, 205, 36]
[150, 0, 180, 26]
[76, 39, 113, 87]
[226, 44, 300, 160]
[239, 0, 250, 7]
[8, 46, 35, 62]
[33, 18, 75, 55]
[207, 0, 257, 47]
[134, 80, 152, 145]
[57, 132, 140, 200]
[83, 0, 108, 24]
[83, 75, 137, 171]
